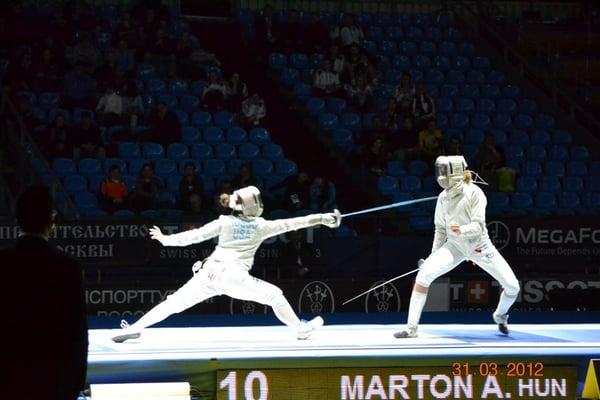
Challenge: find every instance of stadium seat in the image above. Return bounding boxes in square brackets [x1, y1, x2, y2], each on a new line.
[327, 97, 347, 115]
[191, 143, 213, 159]
[178, 159, 201, 175]
[558, 192, 580, 213]
[78, 158, 101, 177]
[488, 70, 506, 86]
[293, 82, 312, 99]
[275, 159, 298, 177]
[481, 84, 500, 99]
[581, 192, 600, 214]
[378, 176, 399, 196]
[516, 176, 538, 193]
[502, 85, 520, 98]
[452, 55, 470, 71]
[535, 192, 557, 213]
[400, 175, 422, 193]
[472, 56, 491, 71]
[262, 143, 283, 160]
[215, 143, 236, 160]
[167, 143, 188, 160]
[440, 84, 459, 98]
[120, 174, 135, 191]
[224, 127, 246, 145]
[455, 98, 475, 113]
[140, 209, 160, 218]
[147, 79, 167, 96]
[203, 159, 226, 177]
[465, 128, 484, 145]
[239, 143, 261, 160]
[590, 161, 600, 175]
[113, 209, 136, 217]
[531, 130, 551, 146]
[563, 176, 584, 192]
[493, 113, 512, 130]
[82, 208, 108, 218]
[440, 41, 457, 56]
[421, 41, 437, 57]
[466, 70, 485, 85]
[522, 160, 542, 177]
[422, 175, 438, 191]
[192, 111, 212, 128]
[128, 159, 149, 176]
[438, 98, 453, 113]
[539, 176, 561, 193]
[52, 158, 76, 178]
[488, 192, 509, 213]
[64, 175, 87, 194]
[319, 112, 338, 130]
[280, 67, 299, 85]
[169, 80, 189, 96]
[491, 129, 507, 146]
[544, 160, 565, 176]
[477, 99, 495, 113]
[401, 40, 418, 56]
[413, 55, 431, 70]
[227, 159, 244, 175]
[158, 94, 177, 109]
[155, 159, 177, 178]
[38, 92, 60, 110]
[527, 145, 547, 162]
[548, 145, 569, 162]
[446, 70, 465, 85]
[214, 111, 234, 129]
[137, 64, 156, 80]
[566, 161, 587, 176]
[408, 160, 428, 176]
[142, 143, 164, 160]
[519, 98, 538, 114]
[306, 97, 326, 116]
[514, 114, 533, 130]
[536, 114, 555, 130]
[252, 159, 274, 176]
[182, 126, 200, 144]
[191, 80, 205, 97]
[497, 98, 517, 114]
[74, 191, 98, 211]
[340, 113, 361, 131]
[433, 55, 450, 71]
[471, 114, 491, 130]
[552, 130, 572, 145]
[460, 84, 479, 99]
[204, 126, 225, 144]
[180, 95, 200, 113]
[387, 160, 406, 177]
[269, 53, 287, 69]
[450, 113, 469, 129]
[586, 176, 600, 192]
[505, 145, 525, 163]
[570, 145, 589, 162]
[118, 142, 141, 159]
[511, 192, 533, 210]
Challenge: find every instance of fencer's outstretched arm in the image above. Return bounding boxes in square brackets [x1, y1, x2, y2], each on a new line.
[458, 189, 486, 238]
[431, 196, 447, 253]
[149, 219, 222, 247]
[260, 212, 340, 240]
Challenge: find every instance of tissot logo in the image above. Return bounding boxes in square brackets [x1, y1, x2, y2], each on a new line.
[487, 221, 510, 250]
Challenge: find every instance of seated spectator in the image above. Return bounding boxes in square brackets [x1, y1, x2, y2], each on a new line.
[309, 176, 337, 212]
[241, 93, 266, 127]
[255, 4, 277, 56]
[396, 116, 420, 162]
[281, 230, 314, 279]
[303, 12, 329, 54]
[226, 72, 249, 112]
[358, 115, 390, 151]
[63, 64, 97, 110]
[144, 28, 175, 78]
[70, 36, 101, 73]
[418, 119, 443, 163]
[178, 162, 203, 209]
[411, 81, 436, 129]
[130, 163, 163, 212]
[95, 85, 123, 127]
[380, 98, 401, 132]
[71, 114, 105, 161]
[232, 163, 258, 190]
[99, 165, 128, 213]
[328, 45, 346, 78]
[203, 71, 227, 111]
[313, 60, 342, 97]
[184, 193, 213, 223]
[339, 14, 364, 49]
[44, 114, 72, 160]
[121, 82, 144, 135]
[446, 135, 463, 156]
[361, 138, 390, 180]
[394, 73, 415, 116]
[351, 53, 377, 86]
[113, 39, 135, 73]
[149, 102, 182, 147]
[476, 134, 505, 189]
[345, 45, 361, 83]
[345, 75, 373, 112]
[271, 171, 311, 211]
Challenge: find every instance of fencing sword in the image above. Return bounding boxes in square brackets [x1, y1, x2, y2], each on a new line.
[340, 196, 437, 219]
[342, 259, 425, 305]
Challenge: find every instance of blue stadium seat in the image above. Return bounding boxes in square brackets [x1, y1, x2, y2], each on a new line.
[539, 176, 561, 193]
[118, 142, 141, 159]
[191, 80, 205, 97]
[167, 175, 182, 194]
[327, 97, 347, 115]
[544, 160, 565, 176]
[455, 98, 475, 113]
[306, 97, 326, 116]
[413, 55, 431, 70]
[552, 130, 572, 145]
[531, 130, 550, 146]
[505, 145, 525, 163]
[269, 53, 287, 69]
[140, 209, 160, 218]
[440, 41, 457, 56]
[142, 143, 164, 160]
[440, 84, 459, 98]
[380, 40, 398, 57]
[275, 159, 298, 177]
[82, 208, 109, 218]
[252, 159, 274, 176]
[514, 114, 533, 130]
[401, 40, 418, 56]
[511, 192, 533, 211]
[215, 143, 236, 160]
[180, 95, 200, 113]
[341, 113, 361, 131]
[158, 94, 177, 109]
[487, 192, 509, 215]
[128, 159, 149, 176]
[563, 176, 584, 192]
[437, 98, 453, 113]
[280, 67, 299, 85]
[74, 191, 98, 211]
[203, 159, 226, 177]
[262, 143, 283, 160]
[393, 55, 411, 71]
[182, 126, 200, 144]
[332, 128, 354, 151]
[450, 113, 469, 129]
[293, 82, 312, 99]
[192, 111, 212, 128]
[137, 64, 156, 80]
[17, 90, 36, 105]
[570, 145, 590, 162]
[536, 114, 555, 130]
[446, 70, 465, 85]
[146, 79, 167, 96]
[527, 145, 547, 162]
[78, 158, 101, 177]
[155, 159, 177, 178]
[590, 161, 600, 175]
[472, 56, 491, 71]
[378, 176, 399, 196]
[214, 111, 234, 129]
[477, 99, 495, 113]
[169, 80, 189, 96]
[471, 114, 491, 130]
[385, 26, 403, 41]
[239, 143, 261, 160]
[408, 160, 428, 176]
[516, 176, 538, 193]
[488, 70, 506, 86]
[519, 98, 538, 114]
[159, 192, 177, 206]
[465, 128, 484, 145]
[319, 112, 338, 130]
[53, 158, 76, 178]
[38, 92, 60, 110]
[502, 85, 520, 98]
[581, 192, 600, 214]
[204, 127, 225, 144]
[224, 127, 246, 145]
[64, 175, 87, 194]
[191, 143, 213, 159]
[491, 129, 507, 146]
[387, 160, 406, 177]
[497, 98, 517, 114]
[522, 160, 542, 177]
[400, 175, 422, 193]
[548, 145, 569, 161]
[586, 176, 600, 192]
[120, 174, 135, 191]
[167, 143, 188, 160]
[406, 25, 423, 40]
[481, 84, 500, 99]
[422, 175, 438, 191]
[558, 192, 580, 214]
[249, 128, 270, 145]
[433, 55, 450, 71]
[142, 95, 155, 112]
[467, 70, 485, 85]
[493, 113, 512, 130]
[227, 159, 244, 176]
[567, 161, 587, 176]
[535, 192, 557, 213]
[289, 53, 308, 69]
[421, 41, 437, 57]
[72, 108, 94, 125]
[366, 26, 383, 41]
[425, 69, 444, 85]
[451, 55, 470, 71]
[178, 159, 201, 175]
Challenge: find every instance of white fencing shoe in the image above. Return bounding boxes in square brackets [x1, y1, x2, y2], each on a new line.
[394, 324, 418, 338]
[297, 316, 324, 340]
[493, 312, 509, 335]
[111, 320, 141, 343]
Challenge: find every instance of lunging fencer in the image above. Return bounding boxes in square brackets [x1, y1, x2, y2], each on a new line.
[112, 186, 341, 343]
[395, 155, 520, 338]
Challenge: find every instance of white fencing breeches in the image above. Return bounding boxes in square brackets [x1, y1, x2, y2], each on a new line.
[129, 259, 302, 332]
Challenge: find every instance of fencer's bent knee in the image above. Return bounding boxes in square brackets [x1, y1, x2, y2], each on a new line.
[415, 270, 433, 288]
[503, 277, 520, 297]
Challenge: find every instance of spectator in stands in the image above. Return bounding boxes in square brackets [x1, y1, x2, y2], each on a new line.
[279, 9, 301, 53]
[346, 45, 361, 82]
[313, 60, 342, 97]
[131, 163, 163, 212]
[281, 230, 314, 279]
[328, 45, 346, 78]
[359, 115, 389, 150]
[255, 4, 277, 56]
[418, 119, 443, 163]
[178, 162, 203, 210]
[394, 73, 415, 116]
[242, 93, 267, 127]
[144, 28, 175, 78]
[476, 134, 505, 189]
[232, 162, 258, 190]
[226, 72, 249, 111]
[411, 81, 436, 129]
[100, 165, 128, 213]
[72, 114, 105, 161]
[203, 71, 227, 111]
[2, 186, 87, 400]
[351, 53, 377, 86]
[381, 98, 401, 132]
[45, 113, 73, 161]
[339, 14, 364, 49]
[309, 176, 337, 212]
[33, 48, 60, 92]
[70, 36, 101, 73]
[360, 137, 390, 193]
[63, 64, 98, 110]
[121, 82, 144, 135]
[396, 116, 420, 162]
[446, 135, 463, 156]
[149, 101, 182, 147]
[346, 75, 374, 112]
[272, 171, 311, 211]
[184, 193, 213, 223]
[303, 12, 329, 54]
[115, 12, 138, 46]
[95, 85, 123, 127]
[114, 39, 135, 73]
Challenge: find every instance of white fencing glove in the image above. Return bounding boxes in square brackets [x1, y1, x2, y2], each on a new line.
[417, 258, 425, 268]
[149, 225, 167, 245]
[321, 209, 342, 228]
[192, 261, 203, 275]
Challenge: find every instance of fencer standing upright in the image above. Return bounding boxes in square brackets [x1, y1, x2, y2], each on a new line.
[112, 186, 341, 343]
[395, 155, 520, 338]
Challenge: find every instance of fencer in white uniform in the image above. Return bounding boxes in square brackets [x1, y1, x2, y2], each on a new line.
[395, 156, 520, 338]
[112, 186, 341, 343]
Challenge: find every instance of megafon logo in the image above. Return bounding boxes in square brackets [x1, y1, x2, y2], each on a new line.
[487, 221, 510, 250]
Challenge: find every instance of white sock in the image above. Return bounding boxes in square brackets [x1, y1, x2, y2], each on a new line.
[407, 291, 428, 328]
[271, 294, 302, 329]
[495, 291, 517, 316]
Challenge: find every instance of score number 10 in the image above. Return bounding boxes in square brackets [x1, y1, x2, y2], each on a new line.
[219, 371, 269, 400]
